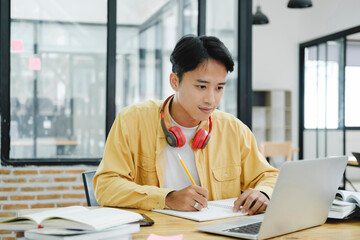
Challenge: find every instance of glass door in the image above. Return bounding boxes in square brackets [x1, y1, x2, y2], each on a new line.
[302, 38, 344, 159]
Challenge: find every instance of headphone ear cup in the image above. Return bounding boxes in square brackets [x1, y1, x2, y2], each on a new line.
[161, 117, 177, 147]
[192, 129, 208, 149]
[164, 130, 177, 147]
[169, 126, 186, 147]
[201, 134, 210, 149]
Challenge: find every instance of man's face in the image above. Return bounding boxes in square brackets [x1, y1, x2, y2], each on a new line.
[170, 58, 227, 127]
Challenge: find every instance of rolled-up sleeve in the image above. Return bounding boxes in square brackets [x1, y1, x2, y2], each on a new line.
[93, 110, 172, 210]
[239, 124, 279, 199]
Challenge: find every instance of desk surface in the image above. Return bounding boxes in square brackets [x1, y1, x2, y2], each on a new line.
[133, 209, 360, 240]
[17, 208, 360, 240]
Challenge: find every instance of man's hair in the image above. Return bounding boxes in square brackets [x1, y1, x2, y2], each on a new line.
[170, 35, 234, 80]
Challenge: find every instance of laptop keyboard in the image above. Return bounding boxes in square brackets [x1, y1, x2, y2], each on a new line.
[224, 222, 262, 235]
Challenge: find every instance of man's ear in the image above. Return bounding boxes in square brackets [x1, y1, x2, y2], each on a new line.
[169, 72, 179, 91]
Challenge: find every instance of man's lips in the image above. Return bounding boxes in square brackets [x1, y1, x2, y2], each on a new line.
[199, 107, 213, 113]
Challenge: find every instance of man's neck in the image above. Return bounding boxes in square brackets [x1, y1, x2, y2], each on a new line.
[169, 98, 200, 128]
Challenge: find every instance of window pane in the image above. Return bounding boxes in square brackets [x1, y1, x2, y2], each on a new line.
[183, 0, 198, 35]
[116, 0, 187, 112]
[304, 41, 341, 130]
[345, 41, 360, 127]
[304, 46, 318, 129]
[206, 0, 238, 116]
[325, 41, 341, 129]
[10, 0, 107, 159]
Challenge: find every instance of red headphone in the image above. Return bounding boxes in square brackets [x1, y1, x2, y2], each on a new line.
[160, 95, 212, 149]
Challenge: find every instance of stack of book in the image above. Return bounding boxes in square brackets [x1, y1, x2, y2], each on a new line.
[328, 190, 360, 219]
[0, 206, 143, 240]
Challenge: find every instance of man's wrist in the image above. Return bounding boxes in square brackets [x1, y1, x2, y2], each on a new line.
[165, 190, 176, 208]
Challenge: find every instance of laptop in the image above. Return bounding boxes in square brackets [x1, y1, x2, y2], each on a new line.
[196, 156, 348, 239]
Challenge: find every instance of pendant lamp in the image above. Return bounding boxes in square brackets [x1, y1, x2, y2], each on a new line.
[287, 0, 312, 8]
[252, 6, 269, 25]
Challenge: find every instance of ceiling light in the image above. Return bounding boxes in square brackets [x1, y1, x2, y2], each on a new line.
[287, 0, 313, 8]
[252, 6, 269, 25]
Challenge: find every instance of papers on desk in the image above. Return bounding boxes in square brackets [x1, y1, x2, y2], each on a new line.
[328, 190, 360, 219]
[153, 197, 247, 221]
[0, 206, 142, 240]
[0, 206, 143, 231]
[24, 224, 139, 240]
[348, 156, 359, 165]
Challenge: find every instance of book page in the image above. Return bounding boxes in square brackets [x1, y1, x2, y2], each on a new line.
[347, 192, 360, 205]
[330, 200, 355, 211]
[25, 224, 134, 236]
[24, 223, 140, 240]
[153, 198, 247, 222]
[30, 206, 87, 225]
[0, 206, 86, 226]
[337, 190, 360, 205]
[208, 197, 237, 209]
[42, 207, 143, 230]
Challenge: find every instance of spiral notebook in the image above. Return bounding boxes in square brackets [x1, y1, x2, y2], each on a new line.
[152, 197, 247, 222]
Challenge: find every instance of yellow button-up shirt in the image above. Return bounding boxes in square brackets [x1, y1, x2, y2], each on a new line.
[94, 98, 279, 210]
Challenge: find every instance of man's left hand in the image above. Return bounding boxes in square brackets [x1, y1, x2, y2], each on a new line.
[233, 188, 269, 215]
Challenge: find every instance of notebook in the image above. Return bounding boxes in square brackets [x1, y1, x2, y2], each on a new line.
[153, 198, 247, 221]
[196, 156, 348, 239]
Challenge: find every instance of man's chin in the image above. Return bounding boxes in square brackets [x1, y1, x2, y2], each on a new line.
[199, 114, 212, 122]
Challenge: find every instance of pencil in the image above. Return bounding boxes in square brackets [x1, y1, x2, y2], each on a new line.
[177, 153, 196, 185]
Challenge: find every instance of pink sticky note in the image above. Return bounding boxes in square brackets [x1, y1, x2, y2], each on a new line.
[11, 40, 23, 52]
[147, 234, 183, 240]
[29, 58, 41, 71]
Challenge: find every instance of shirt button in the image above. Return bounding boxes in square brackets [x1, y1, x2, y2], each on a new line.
[142, 163, 146, 167]
[157, 203, 160, 207]
[224, 173, 229, 177]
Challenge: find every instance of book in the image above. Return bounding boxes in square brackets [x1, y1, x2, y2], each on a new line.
[0, 206, 143, 231]
[24, 223, 139, 240]
[328, 190, 360, 219]
[152, 197, 247, 221]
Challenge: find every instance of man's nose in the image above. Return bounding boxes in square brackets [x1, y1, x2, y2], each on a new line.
[204, 89, 216, 105]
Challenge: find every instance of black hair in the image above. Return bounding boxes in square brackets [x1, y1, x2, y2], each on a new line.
[170, 34, 234, 80]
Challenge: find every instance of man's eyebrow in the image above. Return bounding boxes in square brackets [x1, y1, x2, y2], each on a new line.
[196, 79, 227, 85]
[196, 79, 210, 84]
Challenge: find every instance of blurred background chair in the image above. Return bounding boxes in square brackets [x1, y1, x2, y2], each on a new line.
[82, 170, 100, 206]
[259, 141, 299, 167]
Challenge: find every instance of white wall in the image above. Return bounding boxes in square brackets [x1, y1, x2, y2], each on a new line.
[252, 0, 360, 153]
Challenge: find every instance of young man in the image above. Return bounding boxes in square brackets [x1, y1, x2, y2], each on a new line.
[94, 35, 278, 215]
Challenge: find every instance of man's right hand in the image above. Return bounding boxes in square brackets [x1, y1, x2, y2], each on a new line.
[165, 185, 208, 211]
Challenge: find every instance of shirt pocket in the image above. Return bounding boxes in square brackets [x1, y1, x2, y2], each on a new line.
[212, 165, 241, 199]
[136, 154, 159, 186]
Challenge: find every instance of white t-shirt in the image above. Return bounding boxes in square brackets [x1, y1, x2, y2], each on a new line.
[164, 116, 201, 190]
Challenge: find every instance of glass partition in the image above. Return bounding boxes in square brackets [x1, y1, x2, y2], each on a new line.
[206, 0, 238, 116]
[10, 0, 107, 159]
[3, 0, 244, 165]
[115, 0, 198, 112]
[345, 40, 360, 127]
[302, 39, 343, 158]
